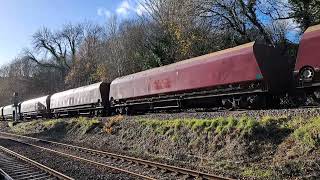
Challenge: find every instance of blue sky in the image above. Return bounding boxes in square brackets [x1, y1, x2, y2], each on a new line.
[0, 0, 301, 66]
[0, 0, 144, 66]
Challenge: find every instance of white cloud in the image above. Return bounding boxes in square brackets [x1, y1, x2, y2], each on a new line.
[97, 7, 112, 18]
[116, 1, 131, 16]
[98, 0, 147, 19]
[135, 3, 147, 16]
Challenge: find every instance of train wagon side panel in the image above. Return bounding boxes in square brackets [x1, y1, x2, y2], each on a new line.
[20, 96, 49, 114]
[295, 24, 320, 73]
[110, 41, 292, 109]
[175, 47, 260, 93]
[50, 82, 106, 112]
[110, 43, 262, 101]
[3, 105, 14, 120]
[145, 68, 178, 96]
[0, 107, 3, 120]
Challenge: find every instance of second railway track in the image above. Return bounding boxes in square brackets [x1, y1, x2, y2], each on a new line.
[0, 132, 233, 180]
[0, 145, 73, 180]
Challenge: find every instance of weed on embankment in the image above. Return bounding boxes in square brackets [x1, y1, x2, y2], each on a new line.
[9, 117, 100, 135]
[139, 116, 259, 136]
[138, 115, 320, 179]
[139, 115, 320, 148]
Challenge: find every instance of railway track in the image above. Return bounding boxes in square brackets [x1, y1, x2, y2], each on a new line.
[0, 145, 73, 180]
[0, 132, 233, 180]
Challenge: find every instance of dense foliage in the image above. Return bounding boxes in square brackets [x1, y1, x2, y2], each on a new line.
[1, 0, 320, 105]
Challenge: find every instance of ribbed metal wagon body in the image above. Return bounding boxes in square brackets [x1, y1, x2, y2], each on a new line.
[294, 24, 320, 86]
[20, 96, 50, 119]
[295, 24, 320, 73]
[110, 41, 291, 110]
[0, 107, 3, 120]
[3, 105, 14, 120]
[50, 82, 110, 116]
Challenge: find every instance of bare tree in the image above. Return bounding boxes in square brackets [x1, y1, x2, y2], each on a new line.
[288, 0, 320, 31]
[65, 23, 104, 87]
[61, 23, 85, 65]
[23, 24, 85, 79]
[99, 16, 144, 80]
[198, 0, 278, 45]
[139, 0, 219, 65]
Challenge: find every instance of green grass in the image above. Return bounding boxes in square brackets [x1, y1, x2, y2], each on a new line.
[260, 115, 320, 148]
[42, 119, 64, 128]
[8, 121, 18, 128]
[293, 117, 320, 148]
[236, 116, 258, 134]
[10, 117, 100, 135]
[11, 120, 43, 134]
[242, 166, 273, 178]
[139, 116, 259, 136]
[70, 117, 100, 135]
[140, 115, 320, 149]
[287, 116, 306, 129]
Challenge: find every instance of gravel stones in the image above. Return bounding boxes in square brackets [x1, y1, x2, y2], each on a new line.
[0, 138, 135, 180]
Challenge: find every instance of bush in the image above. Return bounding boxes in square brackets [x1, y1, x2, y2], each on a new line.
[293, 117, 320, 148]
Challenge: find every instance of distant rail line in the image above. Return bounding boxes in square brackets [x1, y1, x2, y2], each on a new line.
[0, 144, 73, 180]
[0, 132, 233, 180]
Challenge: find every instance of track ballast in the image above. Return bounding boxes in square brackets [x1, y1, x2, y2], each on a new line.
[0, 132, 233, 180]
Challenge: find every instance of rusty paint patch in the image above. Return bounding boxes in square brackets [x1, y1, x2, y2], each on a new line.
[152, 79, 171, 90]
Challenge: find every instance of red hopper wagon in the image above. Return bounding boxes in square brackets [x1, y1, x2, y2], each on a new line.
[294, 24, 320, 85]
[109, 41, 292, 113]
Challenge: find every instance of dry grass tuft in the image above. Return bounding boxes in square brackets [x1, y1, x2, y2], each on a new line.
[104, 115, 124, 134]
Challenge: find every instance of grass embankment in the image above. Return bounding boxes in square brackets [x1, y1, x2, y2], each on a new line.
[138, 116, 320, 179]
[139, 116, 257, 135]
[10, 117, 100, 135]
[139, 116, 320, 148]
[3, 114, 319, 179]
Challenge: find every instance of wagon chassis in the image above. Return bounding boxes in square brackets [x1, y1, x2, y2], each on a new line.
[112, 81, 274, 113]
[52, 103, 105, 117]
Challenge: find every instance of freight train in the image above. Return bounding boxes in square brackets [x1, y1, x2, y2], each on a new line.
[1, 24, 320, 121]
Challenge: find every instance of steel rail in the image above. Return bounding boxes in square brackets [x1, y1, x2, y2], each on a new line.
[0, 168, 13, 180]
[1, 137, 156, 180]
[0, 132, 233, 180]
[0, 145, 73, 180]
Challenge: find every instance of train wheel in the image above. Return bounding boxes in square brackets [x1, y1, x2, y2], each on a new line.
[94, 110, 102, 117]
[222, 98, 235, 110]
[125, 107, 130, 115]
[88, 110, 93, 118]
[116, 107, 124, 115]
[300, 90, 320, 106]
[102, 109, 108, 117]
[312, 90, 320, 105]
[299, 66, 315, 82]
[55, 113, 60, 119]
[239, 96, 249, 109]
